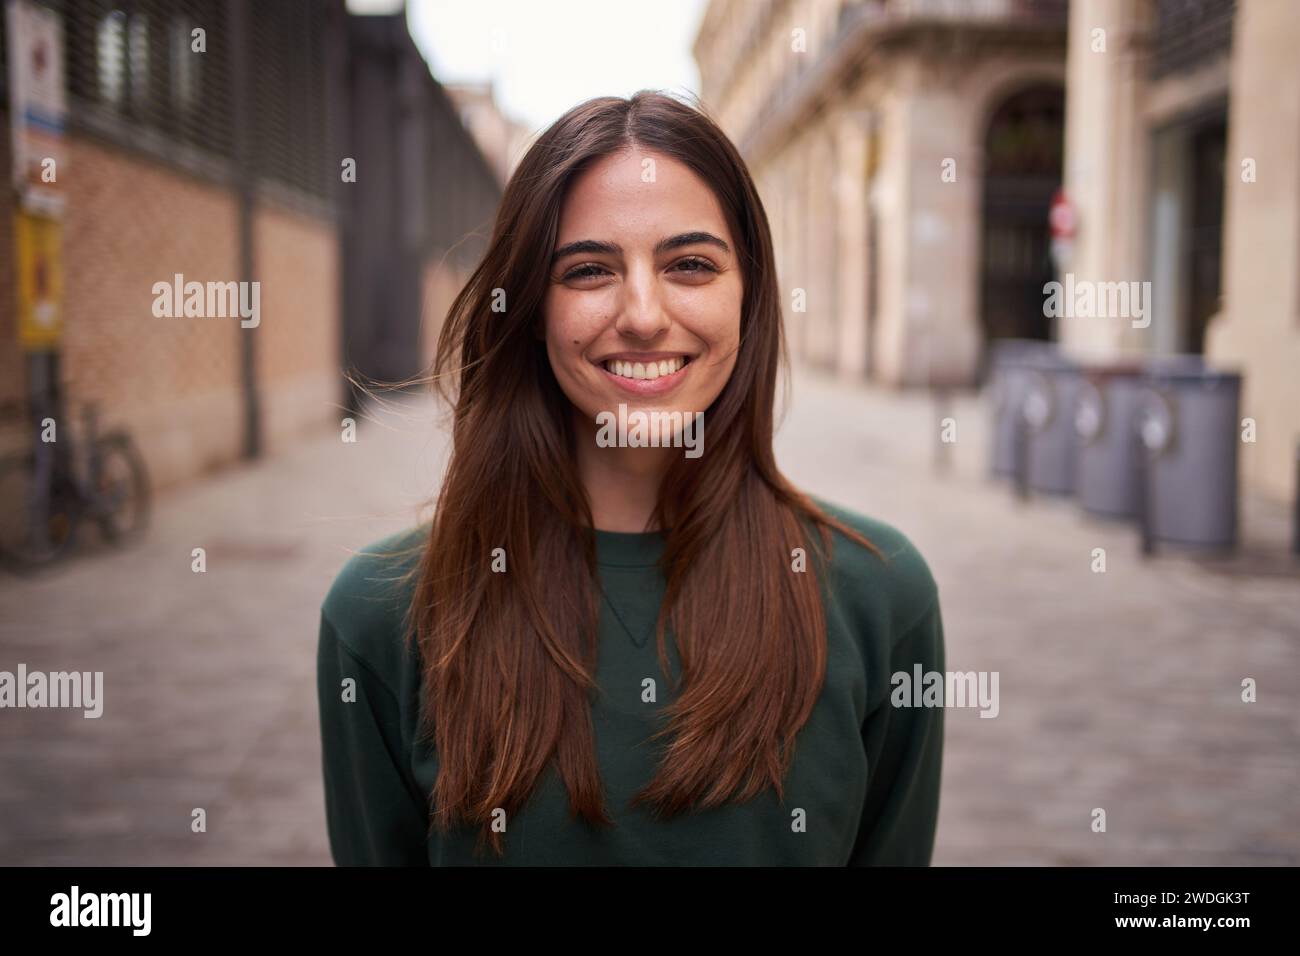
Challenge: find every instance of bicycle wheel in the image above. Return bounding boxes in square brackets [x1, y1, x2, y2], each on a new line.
[92, 432, 151, 545]
[0, 450, 80, 569]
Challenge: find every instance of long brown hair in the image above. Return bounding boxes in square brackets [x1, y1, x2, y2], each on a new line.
[411, 90, 881, 855]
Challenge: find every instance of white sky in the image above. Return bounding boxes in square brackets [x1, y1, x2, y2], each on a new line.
[348, 0, 710, 135]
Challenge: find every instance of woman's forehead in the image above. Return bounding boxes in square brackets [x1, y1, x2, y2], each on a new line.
[556, 149, 732, 246]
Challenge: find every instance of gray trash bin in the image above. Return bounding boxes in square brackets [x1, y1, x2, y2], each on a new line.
[987, 339, 1057, 478]
[1074, 361, 1146, 518]
[1136, 355, 1242, 551]
[1020, 349, 1083, 495]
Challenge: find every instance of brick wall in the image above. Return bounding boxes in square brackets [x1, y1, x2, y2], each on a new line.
[1, 133, 341, 492]
[60, 138, 243, 489]
[255, 204, 342, 452]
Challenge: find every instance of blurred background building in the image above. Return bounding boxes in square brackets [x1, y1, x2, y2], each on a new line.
[341, 13, 500, 402]
[694, 0, 1299, 502]
[444, 80, 534, 186]
[0, 0, 501, 491]
[695, 0, 1070, 386]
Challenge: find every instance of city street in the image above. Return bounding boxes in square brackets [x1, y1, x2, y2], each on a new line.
[1, 367, 1297, 865]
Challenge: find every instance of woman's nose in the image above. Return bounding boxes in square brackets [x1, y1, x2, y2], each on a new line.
[614, 265, 669, 339]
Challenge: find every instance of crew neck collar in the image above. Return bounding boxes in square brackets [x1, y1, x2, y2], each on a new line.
[591, 527, 666, 569]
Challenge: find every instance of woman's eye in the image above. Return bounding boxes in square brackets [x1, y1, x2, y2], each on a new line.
[671, 257, 718, 276]
[563, 263, 609, 282]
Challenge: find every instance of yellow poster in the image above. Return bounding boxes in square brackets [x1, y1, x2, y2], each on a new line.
[15, 208, 63, 351]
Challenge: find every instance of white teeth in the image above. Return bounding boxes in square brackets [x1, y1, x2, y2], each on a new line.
[603, 356, 688, 379]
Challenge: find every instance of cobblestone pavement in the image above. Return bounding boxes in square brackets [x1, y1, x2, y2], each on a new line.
[1, 368, 1296, 865]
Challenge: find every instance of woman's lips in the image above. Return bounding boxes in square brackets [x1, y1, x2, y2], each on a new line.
[595, 357, 692, 396]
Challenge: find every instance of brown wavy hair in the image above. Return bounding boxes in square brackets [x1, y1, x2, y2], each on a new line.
[410, 90, 881, 856]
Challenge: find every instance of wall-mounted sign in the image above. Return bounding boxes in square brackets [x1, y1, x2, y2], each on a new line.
[7, 0, 67, 350]
[15, 208, 63, 350]
[5, 0, 67, 210]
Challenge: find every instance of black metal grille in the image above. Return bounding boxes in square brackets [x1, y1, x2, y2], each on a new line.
[63, 0, 238, 164]
[251, 0, 336, 204]
[1151, 0, 1235, 79]
[4, 0, 339, 206]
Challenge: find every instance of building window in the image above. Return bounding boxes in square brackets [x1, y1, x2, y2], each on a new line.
[95, 9, 125, 106]
[169, 17, 200, 113]
[95, 8, 149, 112]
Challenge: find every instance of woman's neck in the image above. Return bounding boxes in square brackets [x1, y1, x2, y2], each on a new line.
[574, 415, 675, 533]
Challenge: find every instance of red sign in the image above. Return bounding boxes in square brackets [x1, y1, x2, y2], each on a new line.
[1049, 188, 1076, 240]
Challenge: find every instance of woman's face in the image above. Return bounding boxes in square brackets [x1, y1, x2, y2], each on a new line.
[543, 147, 743, 442]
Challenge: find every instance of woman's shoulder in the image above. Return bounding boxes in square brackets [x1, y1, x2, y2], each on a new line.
[320, 525, 429, 667]
[809, 496, 940, 638]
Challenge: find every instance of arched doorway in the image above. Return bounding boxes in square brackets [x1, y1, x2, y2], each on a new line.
[978, 85, 1065, 369]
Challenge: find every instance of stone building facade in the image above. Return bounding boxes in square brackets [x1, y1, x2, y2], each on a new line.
[695, 0, 1299, 501]
[1064, 0, 1299, 501]
[695, 0, 1069, 387]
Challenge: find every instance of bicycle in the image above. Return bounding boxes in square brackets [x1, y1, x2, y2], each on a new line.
[0, 403, 151, 570]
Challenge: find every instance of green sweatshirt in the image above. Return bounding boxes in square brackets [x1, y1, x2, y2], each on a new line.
[316, 499, 944, 866]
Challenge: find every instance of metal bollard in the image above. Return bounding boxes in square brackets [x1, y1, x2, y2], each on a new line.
[1133, 408, 1155, 558]
[1013, 409, 1031, 501]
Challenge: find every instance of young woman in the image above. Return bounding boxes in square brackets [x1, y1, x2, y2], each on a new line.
[317, 91, 945, 866]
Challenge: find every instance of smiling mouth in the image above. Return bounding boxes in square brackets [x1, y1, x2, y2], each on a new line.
[600, 355, 692, 381]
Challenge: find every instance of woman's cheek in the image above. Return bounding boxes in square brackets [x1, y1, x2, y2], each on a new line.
[681, 273, 740, 325]
[678, 292, 741, 358]
[546, 296, 605, 409]
[557, 291, 613, 342]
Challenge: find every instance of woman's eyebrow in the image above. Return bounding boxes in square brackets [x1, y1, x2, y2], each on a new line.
[552, 239, 620, 264]
[655, 231, 730, 255]
[551, 231, 731, 265]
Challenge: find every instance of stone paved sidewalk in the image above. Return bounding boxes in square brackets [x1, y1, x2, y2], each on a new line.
[777, 369, 1300, 866]
[0, 368, 1296, 865]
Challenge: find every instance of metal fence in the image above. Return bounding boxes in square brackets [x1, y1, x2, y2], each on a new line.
[3, 0, 341, 211]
